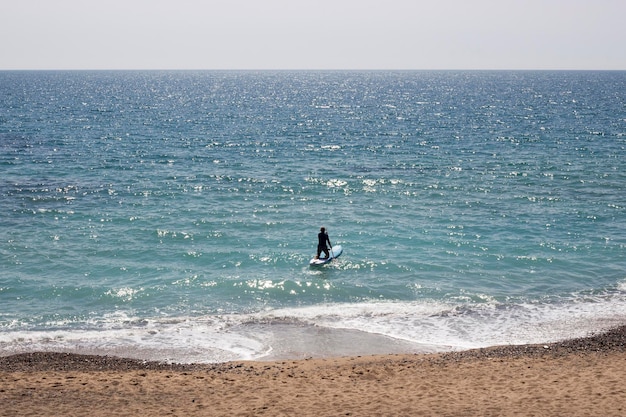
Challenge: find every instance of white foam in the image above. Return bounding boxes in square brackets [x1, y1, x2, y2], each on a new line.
[0, 317, 268, 363]
[251, 296, 626, 350]
[1, 295, 625, 363]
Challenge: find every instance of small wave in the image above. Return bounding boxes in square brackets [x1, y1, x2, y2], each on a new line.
[2, 294, 625, 363]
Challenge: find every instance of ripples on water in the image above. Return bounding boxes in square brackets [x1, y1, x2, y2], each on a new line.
[1, 71, 625, 361]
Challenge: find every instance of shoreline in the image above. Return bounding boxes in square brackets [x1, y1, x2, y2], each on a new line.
[3, 325, 625, 372]
[1, 326, 625, 416]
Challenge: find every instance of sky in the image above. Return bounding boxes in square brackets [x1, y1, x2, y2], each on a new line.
[1, 0, 624, 70]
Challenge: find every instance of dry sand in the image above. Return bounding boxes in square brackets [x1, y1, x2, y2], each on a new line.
[2, 326, 626, 416]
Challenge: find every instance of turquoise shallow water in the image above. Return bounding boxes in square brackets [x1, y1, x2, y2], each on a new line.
[1, 71, 625, 362]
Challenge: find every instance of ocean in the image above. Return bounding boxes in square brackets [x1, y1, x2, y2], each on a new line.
[1, 70, 625, 363]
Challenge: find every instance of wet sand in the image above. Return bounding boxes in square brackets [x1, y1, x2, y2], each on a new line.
[1, 326, 625, 416]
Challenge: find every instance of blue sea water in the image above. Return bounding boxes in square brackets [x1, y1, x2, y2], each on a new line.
[1, 70, 625, 363]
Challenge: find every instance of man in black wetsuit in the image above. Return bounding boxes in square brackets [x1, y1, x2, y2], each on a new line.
[316, 227, 332, 259]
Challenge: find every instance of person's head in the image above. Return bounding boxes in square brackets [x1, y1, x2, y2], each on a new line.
[320, 227, 326, 233]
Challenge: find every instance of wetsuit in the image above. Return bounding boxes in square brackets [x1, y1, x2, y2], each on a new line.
[317, 231, 331, 259]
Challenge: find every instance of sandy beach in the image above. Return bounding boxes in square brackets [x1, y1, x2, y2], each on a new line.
[1, 326, 625, 417]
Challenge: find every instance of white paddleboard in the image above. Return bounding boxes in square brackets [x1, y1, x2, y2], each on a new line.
[309, 245, 343, 266]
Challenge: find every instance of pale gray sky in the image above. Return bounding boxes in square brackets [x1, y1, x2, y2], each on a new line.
[1, 0, 624, 70]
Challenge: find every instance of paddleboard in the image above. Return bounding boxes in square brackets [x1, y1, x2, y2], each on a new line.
[309, 245, 343, 266]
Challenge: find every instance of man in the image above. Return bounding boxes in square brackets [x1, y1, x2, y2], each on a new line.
[316, 227, 332, 259]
